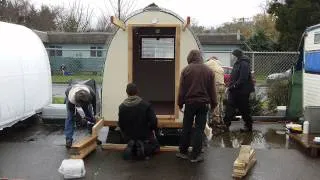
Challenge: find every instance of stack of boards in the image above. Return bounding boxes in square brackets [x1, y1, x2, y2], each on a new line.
[70, 135, 98, 159]
[232, 145, 257, 179]
[69, 120, 104, 159]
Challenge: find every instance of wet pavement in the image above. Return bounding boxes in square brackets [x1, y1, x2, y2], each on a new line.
[1, 117, 320, 180]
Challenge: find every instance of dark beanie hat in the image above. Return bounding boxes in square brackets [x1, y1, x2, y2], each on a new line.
[232, 49, 243, 58]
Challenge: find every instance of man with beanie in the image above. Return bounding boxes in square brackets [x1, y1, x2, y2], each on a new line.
[65, 84, 97, 148]
[224, 49, 255, 132]
[176, 49, 217, 163]
[118, 83, 159, 160]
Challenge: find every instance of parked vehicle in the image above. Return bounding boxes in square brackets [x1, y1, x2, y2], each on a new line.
[222, 66, 233, 87]
[222, 66, 256, 87]
[266, 69, 291, 83]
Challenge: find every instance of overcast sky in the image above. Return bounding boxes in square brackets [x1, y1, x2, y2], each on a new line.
[29, 0, 267, 27]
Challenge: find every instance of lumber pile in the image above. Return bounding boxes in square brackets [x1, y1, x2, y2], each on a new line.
[70, 135, 98, 159]
[69, 119, 105, 159]
[232, 145, 256, 179]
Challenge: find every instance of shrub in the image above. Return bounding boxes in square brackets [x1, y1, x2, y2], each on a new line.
[249, 93, 263, 116]
[267, 80, 289, 111]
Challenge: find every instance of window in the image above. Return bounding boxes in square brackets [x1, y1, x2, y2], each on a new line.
[90, 46, 103, 57]
[314, 32, 320, 44]
[141, 37, 175, 60]
[48, 46, 62, 57]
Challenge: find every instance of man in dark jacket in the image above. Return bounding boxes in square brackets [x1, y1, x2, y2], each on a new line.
[118, 83, 159, 160]
[176, 49, 217, 163]
[65, 84, 97, 148]
[224, 49, 255, 132]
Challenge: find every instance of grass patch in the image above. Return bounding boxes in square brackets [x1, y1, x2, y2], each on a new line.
[52, 74, 102, 84]
[53, 96, 65, 104]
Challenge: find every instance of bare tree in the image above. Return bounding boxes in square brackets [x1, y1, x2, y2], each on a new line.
[106, 0, 136, 20]
[95, 14, 114, 32]
[0, 0, 59, 31]
[95, 0, 136, 32]
[56, 1, 93, 32]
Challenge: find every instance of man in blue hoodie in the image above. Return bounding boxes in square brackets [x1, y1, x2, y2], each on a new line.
[224, 49, 255, 132]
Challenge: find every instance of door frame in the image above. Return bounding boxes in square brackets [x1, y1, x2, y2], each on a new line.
[127, 24, 181, 120]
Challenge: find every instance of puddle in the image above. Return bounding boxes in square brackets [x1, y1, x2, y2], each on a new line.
[106, 125, 296, 150]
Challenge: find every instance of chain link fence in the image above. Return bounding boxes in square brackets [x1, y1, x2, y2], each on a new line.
[203, 51, 299, 86]
[47, 48, 106, 85]
[49, 48, 299, 116]
[48, 48, 299, 86]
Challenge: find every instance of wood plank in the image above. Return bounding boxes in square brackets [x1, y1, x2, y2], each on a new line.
[127, 24, 179, 28]
[71, 142, 97, 159]
[182, 16, 190, 31]
[288, 133, 320, 149]
[102, 143, 179, 152]
[71, 135, 98, 149]
[156, 115, 175, 120]
[127, 25, 133, 83]
[175, 25, 181, 120]
[232, 146, 257, 178]
[104, 120, 183, 128]
[92, 119, 104, 136]
[232, 158, 256, 178]
[111, 16, 126, 31]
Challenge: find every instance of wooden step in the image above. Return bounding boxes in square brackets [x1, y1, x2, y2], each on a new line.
[102, 143, 179, 152]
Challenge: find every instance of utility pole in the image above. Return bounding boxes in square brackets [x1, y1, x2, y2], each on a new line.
[118, 0, 121, 20]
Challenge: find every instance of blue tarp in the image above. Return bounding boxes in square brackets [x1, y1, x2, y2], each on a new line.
[305, 51, 320, 73]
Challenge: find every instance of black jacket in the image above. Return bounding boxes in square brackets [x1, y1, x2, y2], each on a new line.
[229, 55, 255, 95]
[118, 96, 158, 141]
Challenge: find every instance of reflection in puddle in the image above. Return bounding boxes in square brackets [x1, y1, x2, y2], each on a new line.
[209, 128, 294, 149]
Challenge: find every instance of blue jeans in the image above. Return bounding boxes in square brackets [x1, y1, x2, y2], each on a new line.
[65, 104, 95, 141]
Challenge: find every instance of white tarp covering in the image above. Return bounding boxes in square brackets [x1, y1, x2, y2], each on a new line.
[0, 22, 52, 130]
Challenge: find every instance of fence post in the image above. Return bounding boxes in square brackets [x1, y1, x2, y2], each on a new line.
[252, 52, 255, 73]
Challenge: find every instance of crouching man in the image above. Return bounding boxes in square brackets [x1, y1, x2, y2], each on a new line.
[118, 83, 160, 160]
[65, 84, 96, 148]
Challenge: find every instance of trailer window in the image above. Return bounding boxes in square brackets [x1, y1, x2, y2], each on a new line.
[315, 33, 320, 44]
[141, 37, 175, 60]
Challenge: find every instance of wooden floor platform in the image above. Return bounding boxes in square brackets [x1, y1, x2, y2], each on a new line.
[104, 119, 182, 128]
[288, 133, 320, 157]
[102, 143, 179, 152]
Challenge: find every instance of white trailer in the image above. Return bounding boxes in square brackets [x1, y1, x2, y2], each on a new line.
[303, 24, 320, 108]
[0, 22, 52, 130]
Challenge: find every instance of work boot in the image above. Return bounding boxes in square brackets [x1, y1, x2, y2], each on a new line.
[190, 155, 204, 163]
[66, 139, 73, 149]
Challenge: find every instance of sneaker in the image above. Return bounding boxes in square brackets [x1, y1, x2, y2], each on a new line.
[176, 152, 189, 160]
[66, 139, 73, 149]
[190, 155, 204, 163]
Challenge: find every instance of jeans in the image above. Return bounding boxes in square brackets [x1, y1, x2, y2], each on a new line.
[65, 103, 95, 141]
[179, 103, 208, 158]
